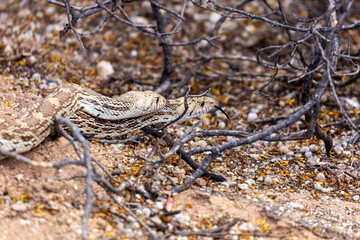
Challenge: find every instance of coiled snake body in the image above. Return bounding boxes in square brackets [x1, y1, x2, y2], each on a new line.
[0, 84, 215, 160]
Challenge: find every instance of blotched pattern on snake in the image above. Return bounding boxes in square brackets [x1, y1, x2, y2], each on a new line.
[0, 84, 216, 160]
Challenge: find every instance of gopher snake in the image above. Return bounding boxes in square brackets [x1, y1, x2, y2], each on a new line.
[0, 84, 215, 161]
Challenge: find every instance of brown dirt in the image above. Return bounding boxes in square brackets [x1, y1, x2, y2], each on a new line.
[1, 1, 360, 240]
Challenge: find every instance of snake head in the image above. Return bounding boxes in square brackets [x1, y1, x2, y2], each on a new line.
[173, 96, 217, 121]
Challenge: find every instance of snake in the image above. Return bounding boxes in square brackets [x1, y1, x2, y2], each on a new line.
[0, 83, 216, 162]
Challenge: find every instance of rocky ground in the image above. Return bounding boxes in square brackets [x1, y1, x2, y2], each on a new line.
[1, 1, 360, 239]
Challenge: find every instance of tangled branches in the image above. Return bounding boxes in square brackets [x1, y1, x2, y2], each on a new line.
[11, 0, 356, 238]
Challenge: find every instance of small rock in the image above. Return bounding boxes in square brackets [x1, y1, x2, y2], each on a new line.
[238, 222, 255, 231]
[217, 120, 226, 129]
[97, 60, 114, 80]
[28, 55, 37, 64]
[142, 208, 151, 218]
[15, 174, 24, 181]
[264, 176, 273, 185]
[11, 202, 28, 212]
[130, 50, 137, 57]
[175, 213, 191, 225]
[247, 112, 258, 122]
[333, 145, 343, 155]
[315, 172, 326, 181]
[304, 151, 312, 158]
[314, 183, 332, 193]
[43, 180, 63, 193]
[300, 146, 310, 153]
[31, 73, 42, 82]
[195, 178, 207, 186]
[288, 202, 304, 210]
[244, 179, 255, 186]
[4, 45, 13, 56]
[154, 201, 164, 210]
[278, 145, 288, 154]
[238, 183, 249, 190]
[353, 195, 359, 201]
[309, 144, 318, 152]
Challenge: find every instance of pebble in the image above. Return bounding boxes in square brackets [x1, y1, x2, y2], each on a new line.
[333, 145, 343, 155]
[28, 55, 37, 64]
[287, 151, 295, 156]
[142, 207, 151, 218]
[31, 73, 42, 82]
[217, 120, 226, 129]
[237, 222, 255, 231]
[11, 202, 28, 212]
[244, 179, 255, 186]
[176, 129, 185, 137]
[264, 176, 273, 185]
[309, 144, 318, 152]
[15, 174, 24, 181]
[238, 183, 249, 190]
[175, 213, 191, 225]
[315, 172, 326, 181]
[314, 183, 332, 193]
[304, 151, 312, 158]
[300, 146, 310, 153]
[307, 157, 320, 166]
[130, 50, 138, 57]
[247, 112, 258, 122]
[4, 44, 13, 56]
[288, 202, 305, 210]
[154, 201, 164, 210]
[195, 178, 207, 186]
[278, 145, 288, 154]
[353, 195, 359, 201]
[96, 60, 114, 80]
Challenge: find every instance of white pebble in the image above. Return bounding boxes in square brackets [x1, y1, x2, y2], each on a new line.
[309, 144, 318, 152]
[300, 146, 310, 153]
[175, 214, 191, 225]
[11, 202, 28, 212]
[245, 179, 256, 186]
[304, 151, 312, 158]
[314, 183, 332, 193]
[288, 202, 304, 210]
[142, 207, 151, 217]
[238, 222, 255, 231]
[287, 151, 294, 156]
[130, 50, 138, 57]
[4, 45, 13, 56]
[154, 201, 164, 209]
[315, 172, 326, 181]
[353, 195, 359, 201]
[238, 184, 249, 190]
[218, 121, 226, 129]
[31, 73, 42, 82]
[15, 174, 24, 181]
[28, 55, 37, 64]
[278, 145, 288, 154]
[247, 112, 258, 122]
[307, 157, 320, 166]
[96, 60, 114, 80]
[264, 176, 273, 185]
[333, 145, 343, 155]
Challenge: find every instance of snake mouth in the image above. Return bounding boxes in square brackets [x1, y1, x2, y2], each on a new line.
[214, 105, 230, 121]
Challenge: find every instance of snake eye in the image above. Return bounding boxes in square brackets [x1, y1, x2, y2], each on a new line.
[200, 101, 205, 107]
[155, 97, 159, 104]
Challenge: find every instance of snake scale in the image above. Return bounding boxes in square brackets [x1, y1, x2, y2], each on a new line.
[0, 83, 216, 162]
